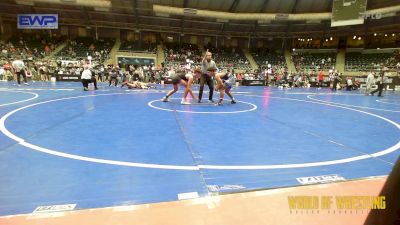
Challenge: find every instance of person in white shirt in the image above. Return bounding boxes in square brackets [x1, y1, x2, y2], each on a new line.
[81, 63, 98, 91]
[12, 55, 29, 85]
[346, 77, 353, 91]
[138, 67, 144, 81]
[0, 67, 4, 81]
[365, 72, 375, 95]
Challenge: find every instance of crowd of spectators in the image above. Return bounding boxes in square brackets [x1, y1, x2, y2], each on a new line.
[56, 37, 114, 64]
[292, 52, 336, 71]
[251, 48, 287, 72]
[164, 42, 203, 68]
[1, 33, 63, 61]
[207, 45, 250, 71]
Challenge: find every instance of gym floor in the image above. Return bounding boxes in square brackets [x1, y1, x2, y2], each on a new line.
[0, 81, 399, 218]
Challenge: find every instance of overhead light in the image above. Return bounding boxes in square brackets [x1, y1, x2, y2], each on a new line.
[384, 34, 388, 36]
[374, 33, 377, 36]
[353, 35, 357, 39]
[392, 33, 395, 36]
[325, 38, 329, 42]
[292, 48, 296, 51]
[330, 37, 333, 40]
[377, 48, 380, 50]
[358, 37, 362, 40]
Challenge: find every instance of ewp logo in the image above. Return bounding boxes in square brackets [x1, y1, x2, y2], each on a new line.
[18, 14, 58, 29]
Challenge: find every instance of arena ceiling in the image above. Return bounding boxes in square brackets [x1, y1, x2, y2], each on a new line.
[0, 0, 399, 38]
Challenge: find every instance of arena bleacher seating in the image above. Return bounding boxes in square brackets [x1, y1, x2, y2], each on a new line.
[119, 40, 157, 53]
[292, 52, 336, 71]
[345, 52, 396, 71]
[56, 37, 115, 63]
[251, 48, 287, 71]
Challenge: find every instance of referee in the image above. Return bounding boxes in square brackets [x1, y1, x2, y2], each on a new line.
[11, 55, 29, 86]
[370, 68, 385, 97]
[198, 49, 216, 103]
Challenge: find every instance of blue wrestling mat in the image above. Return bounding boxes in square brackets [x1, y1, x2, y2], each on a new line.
[0, 81, 399, 215]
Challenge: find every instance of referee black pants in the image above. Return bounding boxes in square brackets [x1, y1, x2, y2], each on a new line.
[16, 70, 27, 84]
[82, 77, 98, 89]
[371, 83, 384, 96]
[199, 74, 214, 101]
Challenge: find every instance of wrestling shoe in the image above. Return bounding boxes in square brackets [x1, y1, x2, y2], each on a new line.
[162, 96, 170, 102]
[181, 99, 191, 105]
